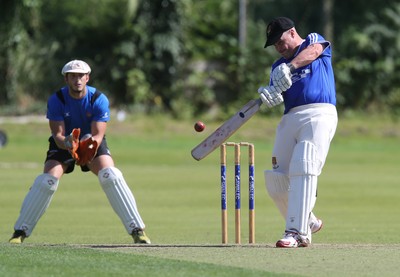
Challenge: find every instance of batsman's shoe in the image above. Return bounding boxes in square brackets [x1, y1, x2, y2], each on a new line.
[276, 231, 310, 248]
[131, 229, 151, 244]
[310, 218, 323, 234]
[9, 230, 27, 244]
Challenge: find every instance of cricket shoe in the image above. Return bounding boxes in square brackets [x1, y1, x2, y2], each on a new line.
[9, 230, 27, 244]
[276, 231, 310, 248]
[310, 218, 323, 234]
[131, 229, 151, 244]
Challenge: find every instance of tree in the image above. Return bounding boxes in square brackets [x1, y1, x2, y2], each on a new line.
[1, 0, 400, 117]
[0, 0, 17, 105]
[335, 3, 400, 111]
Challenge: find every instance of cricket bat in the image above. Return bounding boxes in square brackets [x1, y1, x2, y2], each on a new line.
[191, 98, 262, 161]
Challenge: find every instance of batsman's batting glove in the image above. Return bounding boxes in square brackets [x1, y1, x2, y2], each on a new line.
[64, 128, 80, 161]
[271, 63, 294, 92]
[258, 86, 283, 108]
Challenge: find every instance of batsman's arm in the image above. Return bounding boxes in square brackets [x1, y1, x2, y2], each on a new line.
[289, 43, 324, 69]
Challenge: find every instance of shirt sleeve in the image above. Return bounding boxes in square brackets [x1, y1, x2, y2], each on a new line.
[92, 93, 110, 122]
[306, 33, 331, 55]
[46, 93, 64, 121]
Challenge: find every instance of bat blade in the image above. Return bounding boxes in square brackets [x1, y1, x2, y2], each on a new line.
[191, 98, 262, 161]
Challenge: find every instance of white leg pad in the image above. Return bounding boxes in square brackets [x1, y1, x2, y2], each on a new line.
[286, 175, 317, 236]
[98, 167, 145, 233]
[14, 173, 59, 236]
[286, 141, 319, 236]
[309, 212, 318, 225]
[264, 170, 289, 218]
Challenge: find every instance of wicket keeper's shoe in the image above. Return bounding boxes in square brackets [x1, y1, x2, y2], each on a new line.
[310, 218, 323, 234]
[131, 229, 151, 244]
[276, 231, 310, 248]
[9, 230, 27, 244]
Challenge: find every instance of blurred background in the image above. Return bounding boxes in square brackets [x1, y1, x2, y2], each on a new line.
[0, 0, 399, 120]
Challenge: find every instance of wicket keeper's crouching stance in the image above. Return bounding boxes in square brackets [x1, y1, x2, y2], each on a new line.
[258, 17, 337, 248]
[9, 60, 151, 244]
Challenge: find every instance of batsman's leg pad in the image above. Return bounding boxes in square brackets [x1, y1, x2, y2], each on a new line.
[265, 170, 289, 218]
[14, 173, 59, 236]
[289, 141, 321, 176]
[98, 167, 145, 233]
[286, 141, 319, 236]
[286, 175, 317, 238]
[289, 140, 319, 212]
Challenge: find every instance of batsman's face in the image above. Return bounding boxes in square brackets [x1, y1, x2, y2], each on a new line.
[65, 73, 89, 95]
[274, 29, 296, 59]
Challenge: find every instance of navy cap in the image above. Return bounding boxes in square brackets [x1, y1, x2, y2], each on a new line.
[264, 17, 295, 48]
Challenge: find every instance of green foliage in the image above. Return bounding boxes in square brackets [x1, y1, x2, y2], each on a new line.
[173, 1, 240, 118]
[1, 0, 400, 117]
[335, 3, 400, 111]
[125, 68, 155, 112]
[176, 1, 277, 118]
[0, 0, 59, 109]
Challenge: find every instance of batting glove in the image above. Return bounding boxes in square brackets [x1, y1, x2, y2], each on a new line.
[271, 63, 294, 92]
[258, 86, 283, 108]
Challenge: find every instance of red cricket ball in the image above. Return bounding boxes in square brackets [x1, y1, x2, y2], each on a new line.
[194, 121, 205, 132]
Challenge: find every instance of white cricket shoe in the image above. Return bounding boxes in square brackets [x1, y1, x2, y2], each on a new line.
[276, 231, 310, 248]
[310, 218, 323, 234]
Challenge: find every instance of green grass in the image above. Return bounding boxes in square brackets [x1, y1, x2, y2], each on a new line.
[1, 113, 400, 277]
[1, 245, 278, 277]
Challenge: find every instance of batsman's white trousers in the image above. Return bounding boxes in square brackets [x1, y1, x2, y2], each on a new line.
[272, 103, 337, 174]
[269, 103, 337, 236]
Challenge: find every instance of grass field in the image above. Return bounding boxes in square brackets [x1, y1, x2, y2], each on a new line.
[1, 113, 400, 277]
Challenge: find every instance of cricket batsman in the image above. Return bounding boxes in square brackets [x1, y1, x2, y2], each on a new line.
[9, 60, 151, 244]
[258, 17, 337, 247]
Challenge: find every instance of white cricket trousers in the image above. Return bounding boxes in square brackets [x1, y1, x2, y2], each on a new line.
[272, 103, 337, 175]
[271, 103, 337, 236]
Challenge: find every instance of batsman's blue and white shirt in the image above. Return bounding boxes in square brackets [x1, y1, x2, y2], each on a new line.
[46, 85, 110, 137]
[271, 33, 336, 114]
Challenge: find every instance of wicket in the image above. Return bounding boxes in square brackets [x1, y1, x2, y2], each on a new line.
[220, 142, 255, 244]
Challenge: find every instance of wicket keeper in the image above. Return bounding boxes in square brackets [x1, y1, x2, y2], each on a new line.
[9, 60, 151, 244]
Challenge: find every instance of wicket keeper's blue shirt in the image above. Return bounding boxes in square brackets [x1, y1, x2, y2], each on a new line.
[46, 85, 110, 137]
[271, 33, 337, 114]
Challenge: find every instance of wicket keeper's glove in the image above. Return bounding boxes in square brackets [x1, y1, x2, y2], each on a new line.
[76, 135, 98, 166]
[64, 128, 80, 161]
